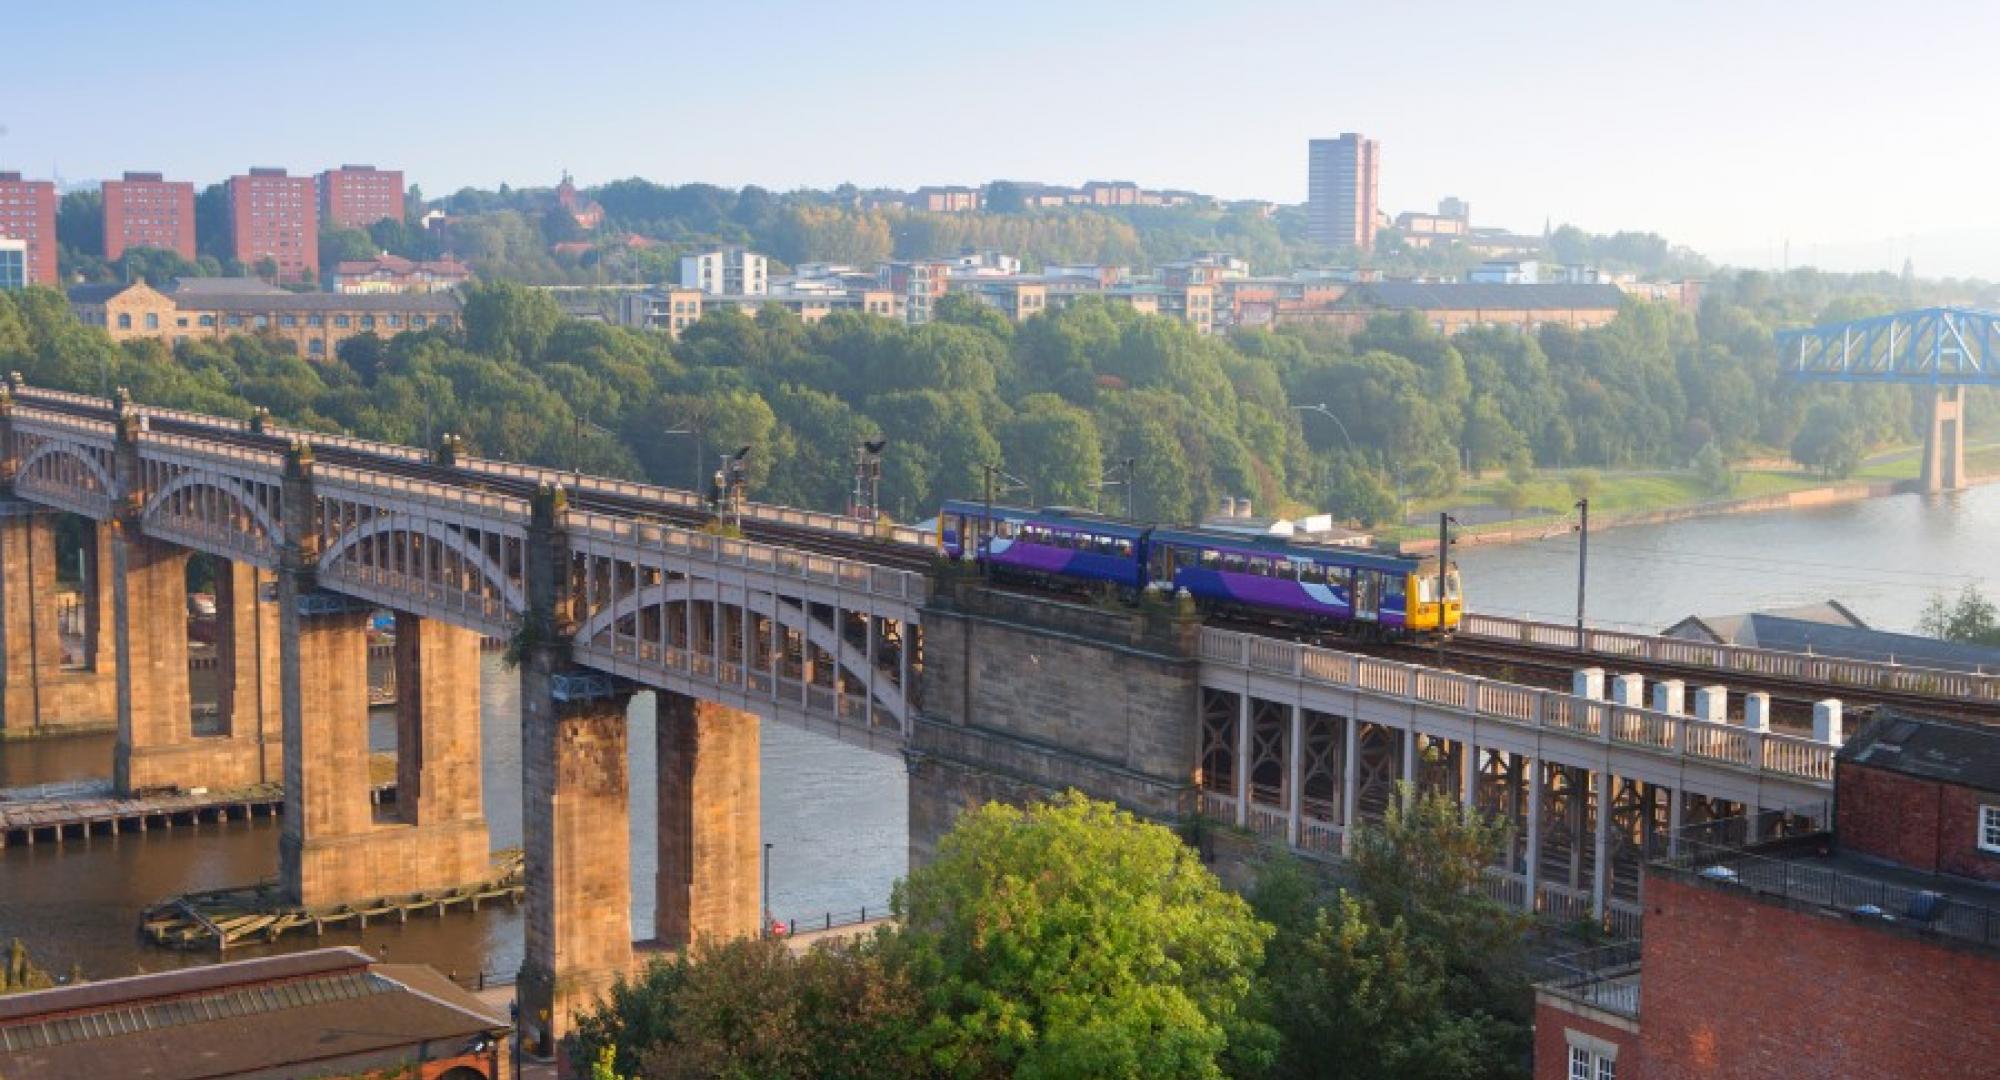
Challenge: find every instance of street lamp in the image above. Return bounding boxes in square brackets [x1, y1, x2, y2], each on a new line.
[1290, 403, 1355, 453]
[1574, 498, 1589, 649]
[850, 439, 887, 521]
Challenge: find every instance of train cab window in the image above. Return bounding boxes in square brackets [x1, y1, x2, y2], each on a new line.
[1446, 570, 1463, 600]
[1415, 577, 1435, 604]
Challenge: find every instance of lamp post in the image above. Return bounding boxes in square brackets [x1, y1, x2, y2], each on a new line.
[1437, 512, 1457, 668]
[762, 842, 774, 938]
[1290, 403, 1356, 453]
[851, 439, 886, 521]
[1574, 497, 1589, 649]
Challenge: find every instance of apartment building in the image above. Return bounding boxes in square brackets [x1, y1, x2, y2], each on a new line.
[102, 172, 196, 261]
[318, 164, 404, 229]
[0, 171, 58, 286]
[680, 248, 768, 295]
[0, 238, 25, 291]
[883, 260, 950, 325]
[226, 168, 319, 284]
[1307, 134, 1380, 251]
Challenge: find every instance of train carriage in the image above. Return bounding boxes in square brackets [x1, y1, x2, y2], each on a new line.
[1148, 527, 1460, 635]
[939, 501, 1147, 589]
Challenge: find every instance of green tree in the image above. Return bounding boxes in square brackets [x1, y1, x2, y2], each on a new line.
[999, 394, 1103, 508]
[461, 279, 562, 364]
[891, 792, 1273, 1080]
[1693, 441, 1736, 497]
[1918, 584, 2000, 646]
[1789, 400, 1867, 478]
[1566, 468, 1599, 504]
[57, 189, 105, 258]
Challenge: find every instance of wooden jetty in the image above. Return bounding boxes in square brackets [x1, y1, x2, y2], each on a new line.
[141, 849, 526, 952]
[0, 770, 399, 850]
[0, 782, 284, 850]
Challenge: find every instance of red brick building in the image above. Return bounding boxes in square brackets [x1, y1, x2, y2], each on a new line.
[102, 171, 196, 261]
[319, 163, 405, 229]
[226, 167, 319, 284]
[1535, 711, 2000, 1080]
[0, 171, 59, 285]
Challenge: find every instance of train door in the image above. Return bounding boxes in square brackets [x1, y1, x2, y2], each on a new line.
[1354, 570, 1380, 622]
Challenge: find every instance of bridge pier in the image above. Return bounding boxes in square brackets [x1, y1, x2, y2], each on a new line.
[111, 530, 194, 792]
[1922, 386, 1965, 493]
[278, 600, 490, 906]
[0, 503, 116, 738]
[655, 693, 761, 947]
[517, 664, 634, 1051]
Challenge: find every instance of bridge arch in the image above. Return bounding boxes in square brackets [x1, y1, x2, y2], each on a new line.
[575, 579, 907, 721]
[17, 441, 115, 501]
[141, 472, 280, 550]
[316, 512, 527, 615]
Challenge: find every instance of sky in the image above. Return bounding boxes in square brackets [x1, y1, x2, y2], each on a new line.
[6, 0, 1999, 277]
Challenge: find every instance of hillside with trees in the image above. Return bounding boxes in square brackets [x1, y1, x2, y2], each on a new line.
[0, 270, 1985, 530]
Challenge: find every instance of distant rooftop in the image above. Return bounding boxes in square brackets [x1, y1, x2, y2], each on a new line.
[1665, 605, 2000, 673]
[1351, 282, 1625, 310]
[171, 276, 287, 297]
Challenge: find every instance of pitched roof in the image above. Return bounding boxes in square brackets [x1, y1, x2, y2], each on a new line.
[65, 283, 134, 305]
[1840, 710, 2000, 793]
[171, 276, 288, 297]
[172, 292, 461, 313]
[1351, 282, 1626, 311]
[0, 948, 507, 1080]
[1665, 611, 2000, 674]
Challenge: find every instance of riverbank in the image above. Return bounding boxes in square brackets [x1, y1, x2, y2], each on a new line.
[1392, 444, 2000, 554]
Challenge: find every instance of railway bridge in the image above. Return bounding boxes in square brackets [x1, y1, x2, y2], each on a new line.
[0, 377, 1965, 1046]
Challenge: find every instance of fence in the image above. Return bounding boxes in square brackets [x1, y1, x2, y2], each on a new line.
[1534, 940, 1643, 1018]
[1660, 833, 2000, 949]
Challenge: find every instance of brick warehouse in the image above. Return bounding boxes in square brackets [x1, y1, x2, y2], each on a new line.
[1534, 711, 2000, 1080]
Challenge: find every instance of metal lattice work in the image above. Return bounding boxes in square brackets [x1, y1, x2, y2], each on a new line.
[1197, 688, 1238, 802]
[1353, 722, 1401, 825]
[1778, 307, 2000, 384]
[1538, 762, 1596, 896]
[10, 422, 116, 520]
[1477, 749, 1531, 875]
[1299, 709, 1345, 825]
[137, 438, 284, 568]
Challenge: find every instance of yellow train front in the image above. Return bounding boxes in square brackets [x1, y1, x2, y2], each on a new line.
[1403, 559, 1464, 634]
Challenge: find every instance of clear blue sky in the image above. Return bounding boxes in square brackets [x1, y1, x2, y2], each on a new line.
[7, 0, 1997, 276]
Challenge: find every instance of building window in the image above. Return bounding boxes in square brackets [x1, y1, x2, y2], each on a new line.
[412, 315, 427, 328]
[308, 339, 325, 357]
[386, 315, 402, 328]
[144, 313, 159, 330]
[254, 315, 268, 329]
[1982, 804, 2000, 854]
[334, 315, 351, 328]
[1567, 1033, 1617, 1080]
[308, 315, 323, 327]
[200, 315, 216, 327]
[279, 315, 297, 328]
[360, 316, 375, 330]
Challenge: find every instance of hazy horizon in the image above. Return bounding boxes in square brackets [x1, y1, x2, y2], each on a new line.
[6, 0, 1996, 278]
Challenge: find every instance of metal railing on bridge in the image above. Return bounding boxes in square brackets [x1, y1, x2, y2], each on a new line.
[1459, 611, 2000, 704]
[1200, 627, 1837, 783]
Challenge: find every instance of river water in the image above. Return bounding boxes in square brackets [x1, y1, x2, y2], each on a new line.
[3, 486, 1993, 984]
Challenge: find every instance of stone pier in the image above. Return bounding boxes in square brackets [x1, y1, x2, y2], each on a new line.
[213, 561, 282, 786]
[278, 601, 489, 907]
[0, 504, 116, 738]
[1922, 386, 1966, 493]
[517, 663, 635, 1051]
[656, 693, 761, 947]
[112, 530, 194, 792]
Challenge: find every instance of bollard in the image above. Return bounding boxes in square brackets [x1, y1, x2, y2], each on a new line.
[1652, 679, 1685, 716]
[1813, 699, 1844, 746]
[1573, 668, 1605, 700]
[1610, 673, 1644, 708]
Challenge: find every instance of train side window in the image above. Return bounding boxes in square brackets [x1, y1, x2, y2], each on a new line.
[1115, 538, 1133, 558]
[1385, 575, 1407, 605]
[1201, 549, 1221, 570]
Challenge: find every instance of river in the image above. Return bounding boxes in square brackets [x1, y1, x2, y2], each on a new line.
[3, 486, 1993, 984]
[1456, 486, 1999, 637]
